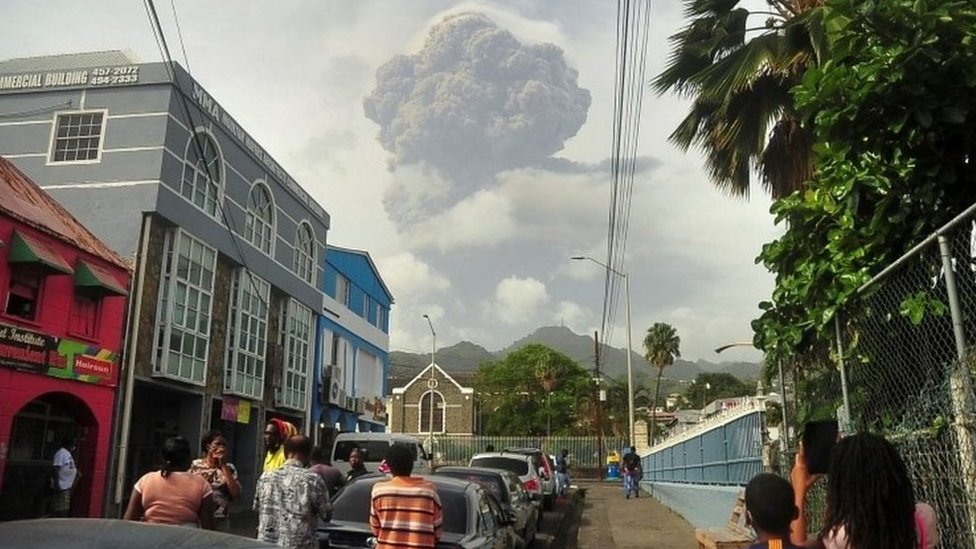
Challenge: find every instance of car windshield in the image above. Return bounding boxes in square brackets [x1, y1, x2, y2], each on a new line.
[436, 472, 507, 503]
[330, 480, 468, 534]
[333, 441, 417, 463]
[470, 457, 529, 476]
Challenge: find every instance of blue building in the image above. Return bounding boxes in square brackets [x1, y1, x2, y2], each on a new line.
[316, 245, 393, 445]
[0, 51, 329, 513]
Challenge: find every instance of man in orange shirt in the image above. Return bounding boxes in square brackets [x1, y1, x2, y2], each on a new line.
[369, 443, 442, 549]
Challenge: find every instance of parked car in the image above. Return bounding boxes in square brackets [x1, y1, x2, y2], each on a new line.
[468, 452, 546, 509]
[317, 473, 519, 549]
[433, 466, 541, 547]
[500, 448, 558, 511]
[0, 518, 276, 548]
[330, 432, 429, 476]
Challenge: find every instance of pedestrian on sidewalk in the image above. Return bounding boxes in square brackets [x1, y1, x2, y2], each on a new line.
[621, 446, 641, 499]
[370, 443, 442, 549]
[744, 473, 801, 549]
[308, 446, 345, 495]
[254, 434, 331, 549]
[263, 418, 298, 473]
[49, 437, 79, 517]
[190, 430, 241, 532]
[123, 436, 216, 529]
[555, 448, 570, 496]
[345, 447, 369, 484]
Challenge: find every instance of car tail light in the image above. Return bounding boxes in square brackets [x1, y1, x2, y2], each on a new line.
[524, 478, 540, 492]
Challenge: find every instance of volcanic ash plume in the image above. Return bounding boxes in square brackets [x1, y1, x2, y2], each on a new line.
[364, 13, 591, 226]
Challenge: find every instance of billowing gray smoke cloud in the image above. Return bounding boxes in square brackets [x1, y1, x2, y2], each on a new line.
[364, 13, 591, 225]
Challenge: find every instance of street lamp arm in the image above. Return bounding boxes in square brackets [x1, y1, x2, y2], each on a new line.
[714, 341, 756, 354]
[571, 255, 625, 278]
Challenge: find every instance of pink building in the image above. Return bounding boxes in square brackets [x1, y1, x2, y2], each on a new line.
[0, 156, 129, 519]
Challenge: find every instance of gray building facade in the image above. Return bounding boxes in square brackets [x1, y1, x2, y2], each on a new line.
[0, 51, 331, 514]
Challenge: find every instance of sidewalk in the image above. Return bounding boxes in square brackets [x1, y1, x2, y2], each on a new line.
[575, 480, 698, 549]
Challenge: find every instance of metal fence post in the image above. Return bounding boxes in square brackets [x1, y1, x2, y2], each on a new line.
[938, 234, 976, 547]
[834, 315, 852, 429]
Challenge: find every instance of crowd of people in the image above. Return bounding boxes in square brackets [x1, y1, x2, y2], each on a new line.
[118, 419, 442, 549]
[743, 432, 939, 549]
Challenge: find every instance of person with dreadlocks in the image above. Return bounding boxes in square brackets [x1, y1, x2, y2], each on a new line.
[263, 418, 299, 473]
[789, 432, 938, 549]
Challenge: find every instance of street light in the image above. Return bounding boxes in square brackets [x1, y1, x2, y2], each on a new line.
[571, 255, 635, 448]
[422, 314, 436, 462]
[714, 341, 789, 449]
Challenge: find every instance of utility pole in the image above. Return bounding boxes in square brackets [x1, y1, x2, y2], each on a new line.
[595, 331, 604, 480]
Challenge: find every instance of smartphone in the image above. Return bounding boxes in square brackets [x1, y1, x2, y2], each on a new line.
[803, 420, 839, 474]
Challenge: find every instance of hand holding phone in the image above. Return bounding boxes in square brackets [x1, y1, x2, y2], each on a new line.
[802, 420, 839, 475]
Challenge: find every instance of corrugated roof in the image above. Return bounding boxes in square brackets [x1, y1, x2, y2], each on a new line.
[0, 50, 139, 74]
[0, 156, 129, 270]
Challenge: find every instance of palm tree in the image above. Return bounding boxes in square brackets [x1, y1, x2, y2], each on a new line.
[653, 0, 826, 198]
[643, 323, 681, 446]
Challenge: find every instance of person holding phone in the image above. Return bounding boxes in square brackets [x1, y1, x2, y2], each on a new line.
[790, 432, 938, 549]
[190, 430, 241, 531]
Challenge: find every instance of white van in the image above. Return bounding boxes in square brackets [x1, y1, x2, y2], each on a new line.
[330, 432, 430, 475]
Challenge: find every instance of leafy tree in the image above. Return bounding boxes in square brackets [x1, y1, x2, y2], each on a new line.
[684, 372, 754, 408]
[653, 0, 826, 197]
[753, 0, 976, 360]
[643, 323, 682, 445]
[474, 344, 592, 436]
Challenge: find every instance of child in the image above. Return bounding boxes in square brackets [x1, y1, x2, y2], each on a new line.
[744, 473, 802, 549]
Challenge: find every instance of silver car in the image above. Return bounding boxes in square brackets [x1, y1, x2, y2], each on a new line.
[468, 452, 546, 512]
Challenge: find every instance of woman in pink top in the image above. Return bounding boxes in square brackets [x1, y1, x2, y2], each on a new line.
[124, 436, 216, 529]
[790, 432, 938, 549]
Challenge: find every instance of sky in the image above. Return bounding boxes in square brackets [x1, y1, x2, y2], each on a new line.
[2, 1, 777, 363]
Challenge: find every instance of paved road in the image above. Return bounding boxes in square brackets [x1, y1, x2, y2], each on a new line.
[575, 481, 698, 549]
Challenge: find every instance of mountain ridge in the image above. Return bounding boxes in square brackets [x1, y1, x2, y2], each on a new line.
[389, 325, 759, 384]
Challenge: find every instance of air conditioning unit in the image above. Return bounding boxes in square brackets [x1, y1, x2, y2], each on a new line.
[355, 397, 366, 414]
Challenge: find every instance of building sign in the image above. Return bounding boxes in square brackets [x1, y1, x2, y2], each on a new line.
[0, 322, 53, 372]
[0, 65, 140, 91]
[187, 80, 326, 221]
[45, 337, 119, 387]
[221, 396, 252, 424]
[363, 397, 388, 422]
[0, 321, 119, 386]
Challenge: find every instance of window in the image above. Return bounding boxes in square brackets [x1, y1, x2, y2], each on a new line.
[245, 182, 274, 254]
[69, 295, 99, 338]
[335, 274, 349, 306]
[377, 305, 388, 331]
[293, 222, 316, 284]
[363, 294, 371, 319]
[5, 267, 41, 320]
[224, 269, 269, 399]
[50, 111, 105, 163]
[153, 229, 217, 384]
[180, 132, 223, 217]
[419, 391, 445, 433]
[279, 298, 313, 410]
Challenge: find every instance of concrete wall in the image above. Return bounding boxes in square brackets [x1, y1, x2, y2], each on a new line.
[642, 481, 745, 530]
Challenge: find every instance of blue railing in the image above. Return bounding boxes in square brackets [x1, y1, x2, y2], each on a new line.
[643, 405, 764, 486]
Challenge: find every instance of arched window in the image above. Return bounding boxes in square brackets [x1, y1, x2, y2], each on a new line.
[180, 132, 222, 217]
[294, 222, 316, 284]
[419, 391, 445, 433]
[245, 182, 275, 254]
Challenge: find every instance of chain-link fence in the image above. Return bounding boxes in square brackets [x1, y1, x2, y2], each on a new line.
[790, 207, 976, 547]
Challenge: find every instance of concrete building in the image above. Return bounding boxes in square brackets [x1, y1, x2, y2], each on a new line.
[388, 364, 476, 438]
[0, 156, 130, 519]
[0, 51, 329, 514]
[316, 245, 392, 448]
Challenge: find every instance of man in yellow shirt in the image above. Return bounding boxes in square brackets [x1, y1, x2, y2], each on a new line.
[263, 418, 297, 473]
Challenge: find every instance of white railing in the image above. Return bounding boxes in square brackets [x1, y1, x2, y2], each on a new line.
[644, 396, 765, 456]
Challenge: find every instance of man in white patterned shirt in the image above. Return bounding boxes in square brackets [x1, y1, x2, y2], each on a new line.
[254, 434, 331, 548]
